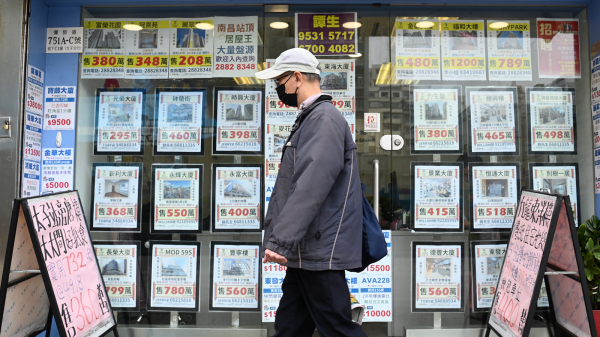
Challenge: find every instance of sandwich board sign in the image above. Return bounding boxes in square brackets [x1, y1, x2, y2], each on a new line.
[486, 190, 596, 337]
[0, 191, 118, 337]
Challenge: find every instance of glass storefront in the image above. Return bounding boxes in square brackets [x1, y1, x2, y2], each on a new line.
[62, 3, 594, 336]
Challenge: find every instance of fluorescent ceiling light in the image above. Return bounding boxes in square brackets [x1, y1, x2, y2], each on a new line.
[343, 22, 362, 29]
[348, 53, 362, 58]
[270, 22, 289, 29]
[489, 21, 509, 29]
[123, 24, 143, 31]
[195, 23, 214, 30]
[415, 21, 435, 29]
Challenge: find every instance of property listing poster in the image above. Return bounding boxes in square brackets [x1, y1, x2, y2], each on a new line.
[82, 19, 126, 78]
[486, 21, 532, 81]
[295, 13, 358, 56]
[412, 88, 460, 152]
[592, 55, 600, 149]
[412, 163, 462, 231]
[471, 242, 506, 312]
[22, 65, 43, 198]
[319, 59, 356, 139]
[91, 164, 141, 231]
[211, 243, 260, 310]
[149, 243, 199, 310]
[537, 18, 581, 79]
[441, 20, 486, 81]
[528, 90, 575, 153]
[43, 86, 76, 130]
[213, 16, 258, 77]
[22, 160, 40, 198]
[214, 90, 262, 154]
[94, 243, 139, 309]
[125, 19, 170, 79]
[41, 148, 73, 194]
[152, 165, 202, 232]
[261, 260, 286, 322]
[468, 89, 518, 154]
[155, 90, 205, 154]
[530, 164, 579, 224]
[213, 165, 262, 231]
[413, 243, 463, 311]
[346, 230, 393, 322]
[395, 19, 441, 81]
[25, 65, 44, 116]
[169, 18, 214, 78]
[24, 112, 43, 162]
[471, 165, 519, 231]
[95, 89, 145, 154]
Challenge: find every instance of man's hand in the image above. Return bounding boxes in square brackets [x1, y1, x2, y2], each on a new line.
[263, 249, 288, 264]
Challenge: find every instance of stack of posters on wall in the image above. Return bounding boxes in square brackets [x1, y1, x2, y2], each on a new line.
[124, 19, 170, 79]
[591, 51, 600, 194]
[440, 20, 486, 81]
[529, 163, 580, 225]
[411, 162, 463, 232]
[410, 86, 462, 154]
[486, 21, 532, 81]
[148, 241, 200, 311]
[82, 19, 127, 78]
[412, 242, 464, 312]
[212, 164, 263, 232]
[466, 87, 519, 156]
[94, 88, 146, 155]
[527, 88, 576, 154]
[210, 242, 260, 311]
[90, 163, 143, 232]
[151, 164, 203, 233]
[169, 18, 214, 78]
[213, 88, 263, 155]
[94, 241, 142, 311]
[537, 18, 581, 79]
[394, 19, 441, 81]
[154, 88, 206, 155]
[22, 65, 44, 197]
[470, 163, 520, 232]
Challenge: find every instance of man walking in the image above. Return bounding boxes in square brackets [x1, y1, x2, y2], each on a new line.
[256, 48, 366, 337]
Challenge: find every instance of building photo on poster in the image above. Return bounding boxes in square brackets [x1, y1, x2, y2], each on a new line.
[411, 86, 461, 154]
[527, 88, 576, 154]
[529, 163, 580, 225]
[151, 164, 203, 233]
[210, 242, 260, 311]
[148, 241, 200, 311]
[94, 241, 141, 311]
[212, 164, 262, 232]
[486, 20, 532, 81]
[394, 19, 441, 81]
[318, 59, 356, 139]
[441, 20, 486, 81]
[124, 19, 170, 79]
[470, 241, 507, 312]
[95, 88, 146, 155]
[411, 162, 463, 232]
[169, 18, 214, 79]
[412, 242, 464, 312]
[470, 163, 520, 232]
[213, 89, 263, 155]
[467, 87, 519, 155]
[154, 88, 206, 155]
[82, 18, 126, 78]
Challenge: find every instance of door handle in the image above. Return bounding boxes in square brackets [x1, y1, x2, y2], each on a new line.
[373, 160, 379, 221]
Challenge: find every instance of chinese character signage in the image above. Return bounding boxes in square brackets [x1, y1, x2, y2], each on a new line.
[537, 18, 580, 79]
[487, 21, 532, 81]
[467, 87, 519, 155]
[41, 147, 74, 194]
[364, 113, 380, 132]
[24, 112, 43, 162]
[395, 19, 441, 81]
[411, 162, 463, 232]
[148, 242, 200, 311]
[470, 241, 507, 312]
[91, 163, 142, 232]
[94, 241, 141, 311]
[125, 19, 170, 79]
[154, 89, 206, 155]
[151, 165, 203, 233]
[295, 13, 358, 56]
[43, 86, 76, 130]
[527, 88, 576, 154]
[22, 159, 40, 198]
[441, 20, 486, 81]
[82, 19, 126, 78]
[412, 242, 464, 312]
[25, 65, 44, 115]
[22, 65, 43, 198]
[212, 164, 262, 232]
[471, 164, 520, 232]
[94, 88, 146, 155]
[213, 16, 258, 77]
[169, 18, 214, 78]
[213, 89, 263, 154]
[411, 87, 461, 153]
[529, 163, 580, 225]
[210, 242, 260, 311]
[46, 27, 83, 53]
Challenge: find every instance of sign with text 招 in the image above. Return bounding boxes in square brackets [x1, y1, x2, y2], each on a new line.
[295, 13, 358, 56]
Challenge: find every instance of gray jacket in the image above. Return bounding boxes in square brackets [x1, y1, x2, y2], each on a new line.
[262, 95, 362, 271]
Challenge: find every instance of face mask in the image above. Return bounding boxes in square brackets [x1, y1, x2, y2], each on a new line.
[276, 74, 298, 107]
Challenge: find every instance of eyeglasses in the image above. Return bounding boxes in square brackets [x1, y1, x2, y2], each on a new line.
[273, 72, 293, 86]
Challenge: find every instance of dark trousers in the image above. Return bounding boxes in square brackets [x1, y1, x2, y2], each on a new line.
[274, 267, 367, 337]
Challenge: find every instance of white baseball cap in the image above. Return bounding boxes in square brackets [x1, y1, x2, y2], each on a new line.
[255, 48, 320, 80]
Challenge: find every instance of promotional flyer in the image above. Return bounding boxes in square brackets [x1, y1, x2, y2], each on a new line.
[169, 18, 214, 78]
[412, 88, 461, 153]
[471, 164, 519, 231]
[528, 89, 576, 153]
[486, 21, 532, 81]
[125, 19, 170, 79]
[214, 89, 262, 154]
[94, 242, 140, 309]
[395, 19, 441, 81]
[155, 89, 205, 155]
[82, 19, 126, 78]
[441, 20, 486, 81]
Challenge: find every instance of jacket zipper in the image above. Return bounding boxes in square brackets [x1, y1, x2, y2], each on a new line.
[294, 147, 301, 269]
[329, 151, 353, 269]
